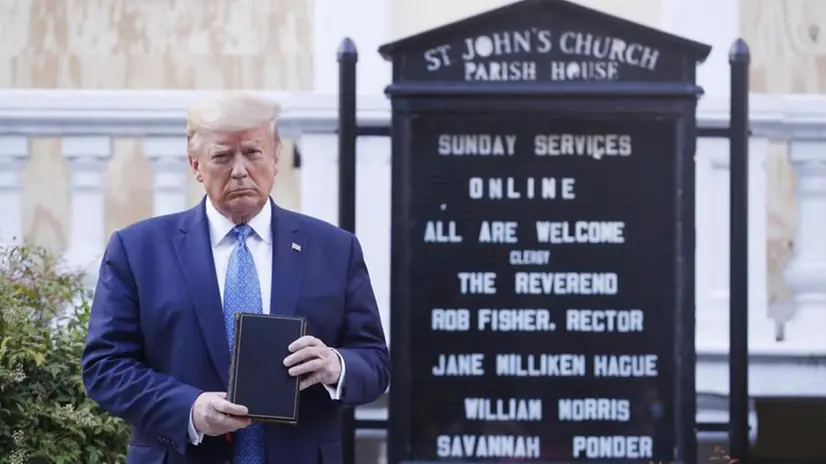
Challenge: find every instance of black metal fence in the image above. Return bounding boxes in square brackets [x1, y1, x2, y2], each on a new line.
[335, 38, 752, 464]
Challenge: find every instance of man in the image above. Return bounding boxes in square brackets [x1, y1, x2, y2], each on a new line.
[82, 93, 390, 464]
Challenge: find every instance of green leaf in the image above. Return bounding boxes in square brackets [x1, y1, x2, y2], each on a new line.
[0, 243, 130, 461]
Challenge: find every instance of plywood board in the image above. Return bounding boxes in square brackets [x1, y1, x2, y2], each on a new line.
[741, 0, 826, 93]
[0, 0, 313, 89]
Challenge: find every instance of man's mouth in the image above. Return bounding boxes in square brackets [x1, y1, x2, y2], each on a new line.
[228, 189, 255, 196]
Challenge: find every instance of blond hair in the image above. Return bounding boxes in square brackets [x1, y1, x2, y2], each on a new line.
[186, 92, 282, 156]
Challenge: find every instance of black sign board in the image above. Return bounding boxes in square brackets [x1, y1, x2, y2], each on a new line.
[380, 1, 710, 463]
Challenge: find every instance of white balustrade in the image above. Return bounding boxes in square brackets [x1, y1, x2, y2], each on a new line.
[144, 136, 189, 216]
[693, 131, 775, 355]
[0, 89, 825, 395]
[62, 136, 111, 285]
[783, 139, 826, 347]
[0, 136, 28, 245]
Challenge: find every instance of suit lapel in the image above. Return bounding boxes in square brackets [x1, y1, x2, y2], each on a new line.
[270, 204, 306, 316]
[172, 200, 230, 385]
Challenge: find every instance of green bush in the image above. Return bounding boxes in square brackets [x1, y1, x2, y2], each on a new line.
[0, 243, 130, 464]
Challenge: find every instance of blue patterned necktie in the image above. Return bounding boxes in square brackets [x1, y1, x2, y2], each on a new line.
[223, 224, 266, 464]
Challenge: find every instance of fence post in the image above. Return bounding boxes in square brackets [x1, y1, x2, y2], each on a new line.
[728, 37, 750, 462]
[337, 36, 358, 464]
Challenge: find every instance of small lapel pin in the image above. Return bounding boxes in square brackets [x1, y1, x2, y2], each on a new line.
[291, 242, 302, 252]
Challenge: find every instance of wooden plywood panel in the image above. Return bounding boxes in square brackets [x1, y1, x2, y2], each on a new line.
[21, 138, 70, 252]
[765, 141, 796, 312]
[741, 0, 826, 93]
[273, 140, 301, 212]
[105, 139, 153, 239]
[0, 0, 313, 90]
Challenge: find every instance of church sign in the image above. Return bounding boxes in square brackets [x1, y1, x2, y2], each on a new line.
[380, 1, 711, 462]
[424, 28, 661, 82]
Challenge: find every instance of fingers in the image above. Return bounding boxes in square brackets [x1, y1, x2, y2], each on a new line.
[213, 412, 252, 432]
[212, 397, 249, 416]
[288, 335, 322, 353]
[201, 412, 251, 436]
[284, 345, 326, 368]
[194, 392, 254, 437]
[288, 357, 325, 377]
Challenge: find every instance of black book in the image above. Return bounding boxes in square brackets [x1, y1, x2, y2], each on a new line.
[227, 313, 307, 424]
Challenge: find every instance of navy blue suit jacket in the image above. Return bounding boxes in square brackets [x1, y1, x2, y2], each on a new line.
[81, 199, 390, 464]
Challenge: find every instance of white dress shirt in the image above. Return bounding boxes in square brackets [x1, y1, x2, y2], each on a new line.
[187, 199, 346, 445]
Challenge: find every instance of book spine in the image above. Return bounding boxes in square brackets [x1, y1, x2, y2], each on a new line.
[295, 319, 306, 421]
[226, 313, 243, 401]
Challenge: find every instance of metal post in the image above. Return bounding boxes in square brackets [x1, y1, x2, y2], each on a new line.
[728, 37, 751, 462]
[337, 36, 358, 464]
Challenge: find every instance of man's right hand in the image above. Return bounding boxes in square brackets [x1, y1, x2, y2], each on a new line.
[191, 392, 252, 436]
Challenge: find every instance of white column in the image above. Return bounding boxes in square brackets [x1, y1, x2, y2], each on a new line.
[63, 136, 111, 284]
[747, 137, 777, 349]
[694, 136, 775, 352]
[144, 136, 189, 216]
[312, 0, 391, 94]
[782, 139, 826, 346]
[0, 136, 28, 245]
[356, 136, 392, 344]
[695, 138, 732, 351]
[297, 132, 339, 224]
[661, 0, 739, 97]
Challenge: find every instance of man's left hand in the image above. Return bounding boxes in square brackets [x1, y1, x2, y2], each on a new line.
[284, 336, 342, 390]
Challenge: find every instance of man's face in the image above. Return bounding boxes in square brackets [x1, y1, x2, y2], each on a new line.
[189, 124, 278, 222]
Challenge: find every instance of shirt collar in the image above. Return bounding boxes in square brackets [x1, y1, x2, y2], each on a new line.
[205, 197, 273, 248]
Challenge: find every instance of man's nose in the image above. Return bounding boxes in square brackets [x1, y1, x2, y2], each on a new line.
[230, 155, 248, 178]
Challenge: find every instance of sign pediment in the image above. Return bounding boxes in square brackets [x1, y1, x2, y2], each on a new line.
[379, 0, 711, 84]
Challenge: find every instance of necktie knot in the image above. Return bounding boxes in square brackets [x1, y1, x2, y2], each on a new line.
[232, 224, 254, 243]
